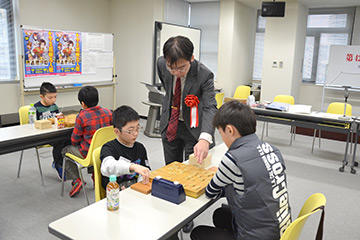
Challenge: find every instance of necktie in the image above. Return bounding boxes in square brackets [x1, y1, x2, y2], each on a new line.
[166, 77, 181, 142]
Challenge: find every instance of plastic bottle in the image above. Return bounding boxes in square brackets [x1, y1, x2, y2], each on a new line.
[28, 104, 37, 125]
[247, 95, 255, 106]
[107, 175, 119, 211]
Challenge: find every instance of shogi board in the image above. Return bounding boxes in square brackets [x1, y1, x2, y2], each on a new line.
[149, 161, 215, 198]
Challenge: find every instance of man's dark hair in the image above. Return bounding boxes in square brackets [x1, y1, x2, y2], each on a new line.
[163, 36, 194, 66]
[40, 82, 57, 96]
[213, 101, 256, 137]
[113, 105, 140, 130]
[78, 86, 99, 108]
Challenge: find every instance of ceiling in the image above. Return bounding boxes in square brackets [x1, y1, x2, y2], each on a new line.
[188, 0, 360, 8]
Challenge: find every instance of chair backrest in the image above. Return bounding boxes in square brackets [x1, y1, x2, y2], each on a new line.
[233, 85, 251, 99]
[274, 95, 295, 105]
[215, 92, 225, 109]
[93, 147, 106, 202]
[19, 105, 31, 125]
[81, 126, 116, 166]
[280, 193, 326, 240]
[327, 102, 352, 116]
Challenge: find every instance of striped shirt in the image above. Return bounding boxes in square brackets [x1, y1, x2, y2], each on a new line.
[206, 152, 244, 199]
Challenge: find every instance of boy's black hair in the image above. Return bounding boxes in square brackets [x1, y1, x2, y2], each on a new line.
[40, 82, 57, 96]
[213, 101, 256, 137]
[163, 36, 194, 66]
[78, 86, 99, 108]
[113, 105, 140, 130]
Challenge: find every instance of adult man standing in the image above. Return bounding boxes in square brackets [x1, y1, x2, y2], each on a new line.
[157, 35, 217, 165]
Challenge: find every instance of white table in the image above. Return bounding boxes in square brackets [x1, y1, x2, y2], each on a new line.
[0, 124, 73, 155]
[48, 143, 228, 240]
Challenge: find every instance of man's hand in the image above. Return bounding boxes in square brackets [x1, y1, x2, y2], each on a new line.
[193, 139, 210, 164]
[130, 164, 150, 184]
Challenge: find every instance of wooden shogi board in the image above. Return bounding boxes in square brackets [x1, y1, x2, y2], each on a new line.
[149, 161, 215, 198]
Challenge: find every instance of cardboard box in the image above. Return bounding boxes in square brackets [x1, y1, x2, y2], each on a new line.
[34, 119, 52, 129]
[224, 97, 247, 104]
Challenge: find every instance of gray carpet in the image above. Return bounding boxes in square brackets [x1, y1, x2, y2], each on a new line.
[0, 120, 359, 240]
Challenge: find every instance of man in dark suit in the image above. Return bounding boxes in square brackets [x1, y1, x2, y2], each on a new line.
[157, 36, 217, 165]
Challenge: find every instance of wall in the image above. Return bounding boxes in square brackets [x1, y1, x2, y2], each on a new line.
[217, 0, 256, 97]
[110, 0, 163, 116]
[0, 0, 113, 115]
[261, 0, 307, 102]
[164, 0, 188, 26]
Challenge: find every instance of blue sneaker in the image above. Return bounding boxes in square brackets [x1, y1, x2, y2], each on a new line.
[52, 162, 66, 181]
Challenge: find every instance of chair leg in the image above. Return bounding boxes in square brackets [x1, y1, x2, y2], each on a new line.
[179, 230, 184, 240]
[293, 126, 296, 140]
[312, 129, 316, 153]
[318, 130, 321, 148]
[261, 121, 266, 141]
[35, 148, 45, 186]
[350, 131, 353, 154]
[266, 122, 269, 137]
[78, 166, 89, 205]
[290, 126, 293, 146]
[61, 158, 67, 196]
[17, 150, 24, 178]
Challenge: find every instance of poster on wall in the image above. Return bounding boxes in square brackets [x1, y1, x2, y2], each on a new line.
[54, 31, 82, 75]
[23, 29, 56, 77]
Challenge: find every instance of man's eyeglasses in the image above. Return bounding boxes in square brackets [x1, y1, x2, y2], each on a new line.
[166, 64, 187, 73]
[121, 127, 140, 135]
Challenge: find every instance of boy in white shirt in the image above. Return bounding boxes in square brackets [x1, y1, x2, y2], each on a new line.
[100, 105, 150, 189]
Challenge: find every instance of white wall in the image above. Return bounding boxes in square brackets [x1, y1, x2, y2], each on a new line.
[217, 0, 256, 97]
[110, 0, 164, 116]
[261, 0, 307, 102]
[0, 0, 113, 115]
[1, 0, 165, 117]
[164, 0, 188, 26]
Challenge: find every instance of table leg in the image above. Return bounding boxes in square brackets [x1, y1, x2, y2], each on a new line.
[339, 130, 350, 172]
[350, 123, 359, 174]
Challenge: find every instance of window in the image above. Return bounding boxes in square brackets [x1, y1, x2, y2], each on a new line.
[302, 8, 355, 84]
[190, 1, 219, 76]
[252, 11, 266, 80]
[0, 0, 17, 81]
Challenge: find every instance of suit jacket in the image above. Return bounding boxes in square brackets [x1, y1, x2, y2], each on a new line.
[157, 56, 217, 142]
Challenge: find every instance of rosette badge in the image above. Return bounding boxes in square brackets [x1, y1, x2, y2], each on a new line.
[184, 95, 199, 128]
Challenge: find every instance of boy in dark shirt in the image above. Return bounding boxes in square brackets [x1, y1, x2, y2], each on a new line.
[34, 82, 68, 179]
[100, 105, 150, 190]
[34, 82, 60, 120]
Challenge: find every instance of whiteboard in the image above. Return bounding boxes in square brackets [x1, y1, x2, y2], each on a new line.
[159, 23, 201, 60]
[153, 22, 201, 84]
[326, 45, 360, 88]
[22, 27, 114, 89]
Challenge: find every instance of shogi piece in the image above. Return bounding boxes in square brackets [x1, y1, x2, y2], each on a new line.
[64, 114, 77, 127]
[189, 153, 212, 169]
[150, 162, 215, 198]
[34, 119, 52, 129]
[130, 182, 152, 194]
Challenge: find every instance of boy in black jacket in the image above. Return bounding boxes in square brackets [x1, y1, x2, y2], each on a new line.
[100, 105, 150, 189]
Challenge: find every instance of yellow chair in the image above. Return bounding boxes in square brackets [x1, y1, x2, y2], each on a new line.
[312, 102, 352, 153]
[17, 105, 46, 185]
[280, 193, 326, 240]
[215, 92, 225, 109]
[93, 147, 106, 202]
[61, 125, 116, 205]
[274, 95, 295, 105]
[233, 85, 251, 100]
